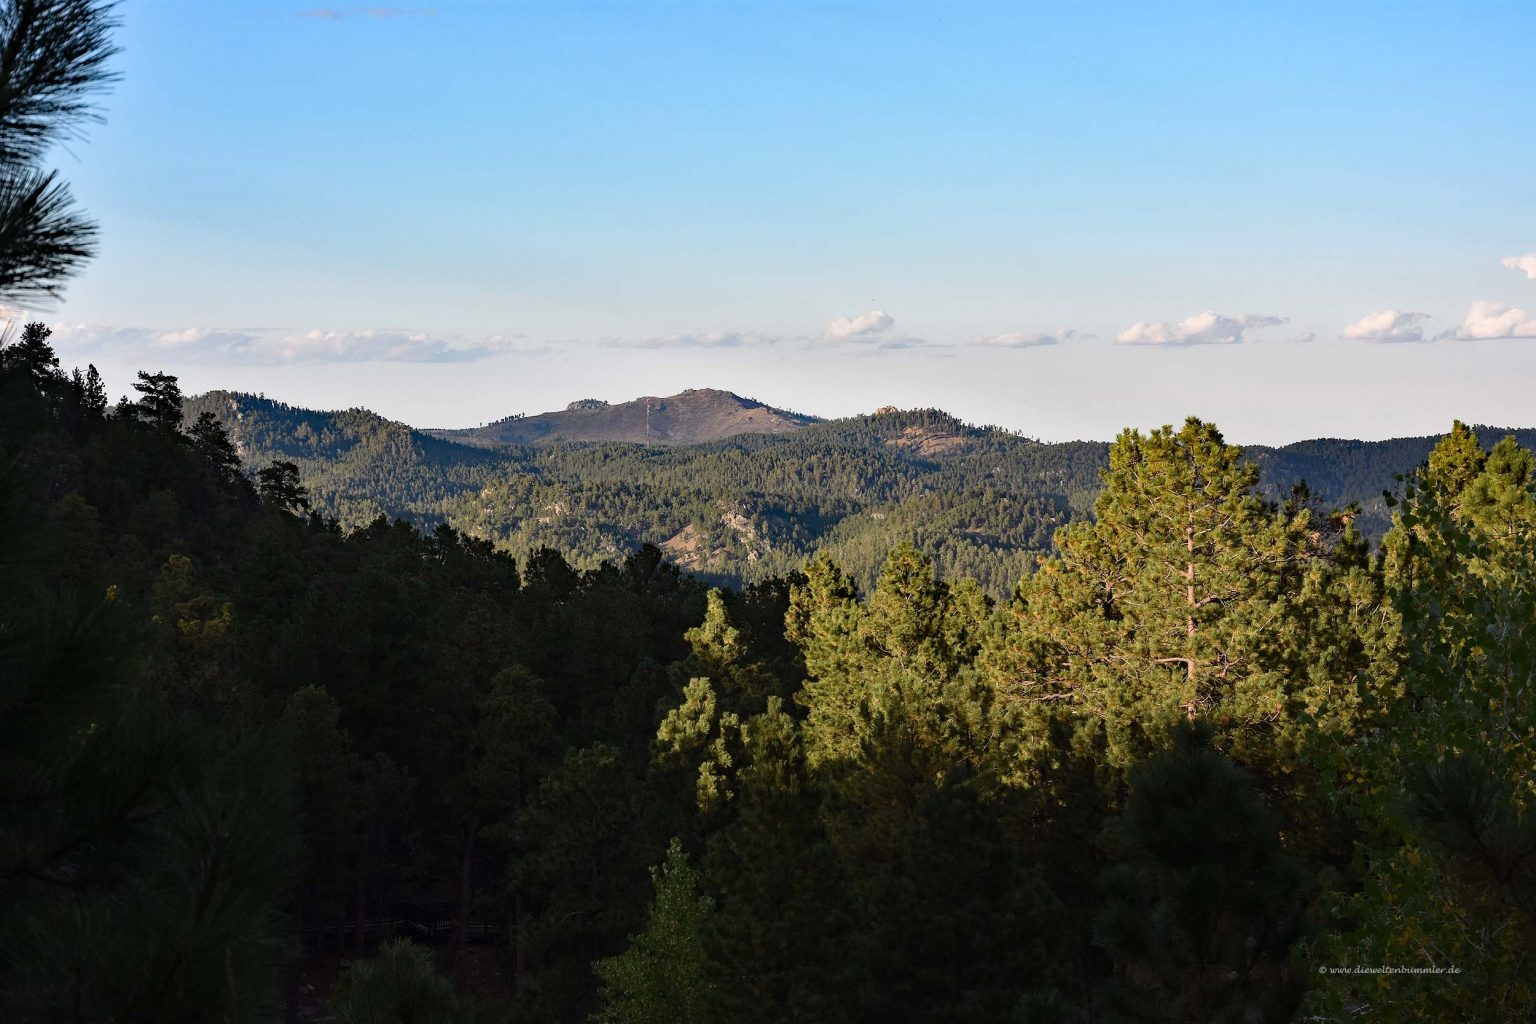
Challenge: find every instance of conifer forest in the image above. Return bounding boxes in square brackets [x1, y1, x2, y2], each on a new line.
[3, 3, 1535, 1022]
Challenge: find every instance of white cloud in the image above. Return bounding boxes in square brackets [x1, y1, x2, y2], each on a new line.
[48, 323, 528, 364]
[48, 323, 160, 351]
[1341, 310, 1430, 343]
[1501, 254, 1536, 280]
[1457, 301, 1536, 339]
[1115, 311, 1286, 346]
[620, 330, 775, 350]
[288, 328, 523, 363]
[969, 329, 1082, 348]
[827, 310, 894, 339]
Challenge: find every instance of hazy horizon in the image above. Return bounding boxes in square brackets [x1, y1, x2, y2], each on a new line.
[32, 0, 1536, 445]
[180, 372, 1534, 450]
[6, 7, 1536, 1018]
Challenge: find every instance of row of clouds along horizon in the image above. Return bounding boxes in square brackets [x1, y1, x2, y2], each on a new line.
[630, 254, 1536, 351]
[35, 252, 1536, 366]
[43, 325, 536, 366]
[1335, 251, 1536, 343]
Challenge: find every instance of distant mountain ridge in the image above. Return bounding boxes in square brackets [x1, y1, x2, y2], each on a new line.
[183, 388, 1536, 593]
[426, 388, 819, 447]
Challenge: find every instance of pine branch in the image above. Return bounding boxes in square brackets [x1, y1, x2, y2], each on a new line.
[0, 0, 120, 165]
[0, 164, 94, 306]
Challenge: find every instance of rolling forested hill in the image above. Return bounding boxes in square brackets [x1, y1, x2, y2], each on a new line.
[11, 340, 1536, 1023]
[426, 388, 819, 447]
[183, 389, 1536, 595]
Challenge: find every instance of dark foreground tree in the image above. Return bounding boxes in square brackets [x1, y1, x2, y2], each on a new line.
[1094, 724, 1306, 1024]
[129, 369, 184, 432]
[1405, 755, 1536, 932]
[592, 837, 714, 1024]
[1312, 426, 1536, 1021]
[328, 939, 474, 1024]
[702, 700, 866, 1023]
[257, 459, 310, 514]
[0, 466, 297, 1022]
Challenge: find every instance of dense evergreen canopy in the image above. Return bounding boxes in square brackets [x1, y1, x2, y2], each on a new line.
[183, 389, 1536, 600]
[8, 330, 1536, 1020]
[5, 4, 1533, 1020]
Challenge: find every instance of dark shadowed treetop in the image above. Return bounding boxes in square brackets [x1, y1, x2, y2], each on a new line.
[130, 369, 182, 431]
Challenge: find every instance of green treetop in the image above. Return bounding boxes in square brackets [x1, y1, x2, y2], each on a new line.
[1005, 418, 1361, 780]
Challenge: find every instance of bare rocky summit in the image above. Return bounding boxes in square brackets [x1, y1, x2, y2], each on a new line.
[426, 388, 818, 447]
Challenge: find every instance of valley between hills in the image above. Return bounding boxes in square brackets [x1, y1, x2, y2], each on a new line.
[183, 386, 1536, 595]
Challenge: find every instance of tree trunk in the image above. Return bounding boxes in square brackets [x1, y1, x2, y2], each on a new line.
[1186, 522, 1197, 720]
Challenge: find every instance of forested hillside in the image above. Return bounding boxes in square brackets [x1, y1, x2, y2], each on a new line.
[8, 3, 1535, 1022]
[186, 388, 1536, 595]
[10, 336, 1536, 1022]
[427, 388, 819, 447]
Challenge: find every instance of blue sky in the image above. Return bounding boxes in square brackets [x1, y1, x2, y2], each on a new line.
[37, 0, 1536, 442]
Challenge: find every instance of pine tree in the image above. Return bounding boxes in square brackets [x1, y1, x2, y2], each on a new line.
[1403, 755, 1536, 932]
[865, 773, 1064, 1024]
[654, 589, 785, 818]
[784, 552, 861, 697]
[187, 410, 243, 485]
[466, 665, 557, 982]
[256, 459, 310, 514]
[1093, 724, 1306, 1024]
[0, 320, 59, 384]
[654, 675, 740, 815]
[1317, 426, 1536, 1022]
[0, 467, 297, 1022]
[678, 588, 779, 709]
[1007, 418, 1360, 781]
[281, 685, 369, 949]
[328, 939, 474, 1024]
[794, 546, 995, 774]
[81, 361, 106, 416]
[592, 838, 714, 1024]
[0, 320, 66, 428]
[703, 699, 866, 1024]
[513, 743, 656, 1020]
[130, 369, 184, 431]
[1378, 426, 1536, 776]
